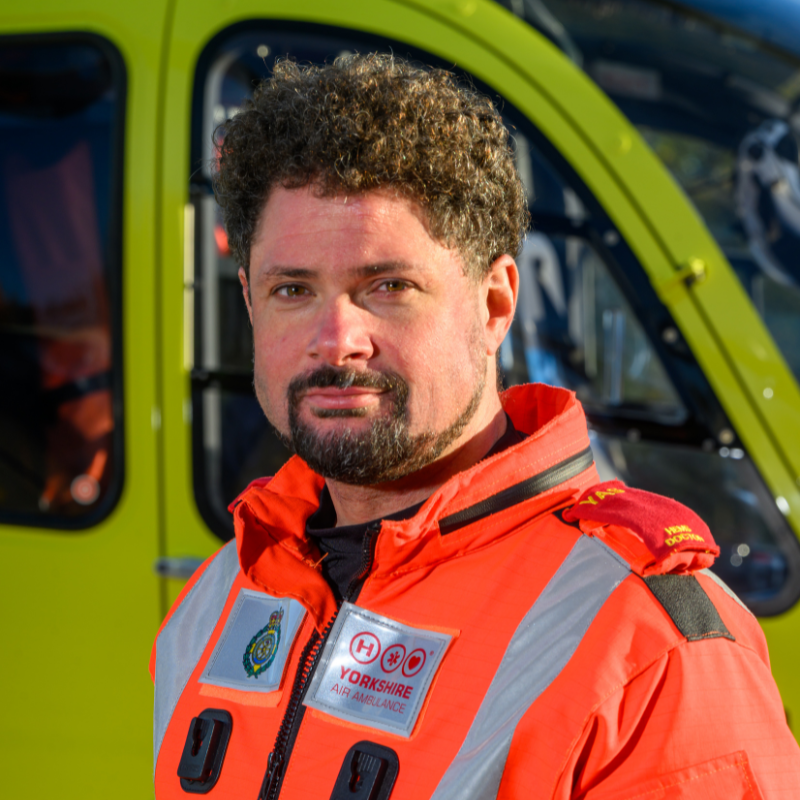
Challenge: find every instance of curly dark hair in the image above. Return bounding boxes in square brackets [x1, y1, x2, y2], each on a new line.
[214, 53, 529, 279]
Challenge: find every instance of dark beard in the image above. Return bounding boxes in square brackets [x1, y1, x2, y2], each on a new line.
[278, 364, 484, 485]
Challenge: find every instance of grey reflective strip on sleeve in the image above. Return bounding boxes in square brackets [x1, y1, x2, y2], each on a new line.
[153, 541, 240, 771]
[430, 536, 630, 800]
[699, 567, 753, 615]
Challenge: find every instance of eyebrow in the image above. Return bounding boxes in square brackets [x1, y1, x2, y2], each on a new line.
[257, 261, 417, 282]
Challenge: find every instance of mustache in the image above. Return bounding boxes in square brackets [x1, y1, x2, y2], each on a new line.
[288, 365, 403, 397]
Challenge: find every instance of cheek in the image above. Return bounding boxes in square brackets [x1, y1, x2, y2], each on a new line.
[251, 323, 300, 415]
[430, 299, 485, 366]
[253, 314, 300, 365]
[393, 304, 485, 412]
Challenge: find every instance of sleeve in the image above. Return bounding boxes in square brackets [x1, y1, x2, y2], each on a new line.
[148, 548, 225, 681]
[562, 637, 800, 799]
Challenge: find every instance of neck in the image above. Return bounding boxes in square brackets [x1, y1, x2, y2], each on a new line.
[326, 397, 508, 527]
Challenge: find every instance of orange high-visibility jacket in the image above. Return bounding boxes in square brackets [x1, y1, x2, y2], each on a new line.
[151, 384, 800, 799]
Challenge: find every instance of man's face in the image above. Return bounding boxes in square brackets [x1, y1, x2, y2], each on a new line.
[241, 185, 504, 484]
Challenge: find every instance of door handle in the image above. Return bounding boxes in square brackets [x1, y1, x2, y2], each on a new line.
[154, 556, 206, 580]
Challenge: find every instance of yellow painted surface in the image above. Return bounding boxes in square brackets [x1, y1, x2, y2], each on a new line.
[0, 1, 170, 797]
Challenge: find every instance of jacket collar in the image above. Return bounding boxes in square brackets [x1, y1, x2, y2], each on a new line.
[233, 383, 598, 629]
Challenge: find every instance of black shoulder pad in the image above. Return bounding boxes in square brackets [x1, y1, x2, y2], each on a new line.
[644, 574, 735, 642]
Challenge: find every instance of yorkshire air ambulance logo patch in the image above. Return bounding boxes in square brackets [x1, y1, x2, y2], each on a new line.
[243, 608, 284, 678]
[304, 602, 453, 737]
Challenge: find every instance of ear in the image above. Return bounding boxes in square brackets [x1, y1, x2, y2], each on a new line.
[238, 267, 254, 325]
[482, 254, 518, 356]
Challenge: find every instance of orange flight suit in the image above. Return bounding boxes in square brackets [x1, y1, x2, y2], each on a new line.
[152, 383, 800, 799]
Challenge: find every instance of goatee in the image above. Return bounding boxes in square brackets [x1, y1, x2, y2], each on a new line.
[276, 364, 484, 485]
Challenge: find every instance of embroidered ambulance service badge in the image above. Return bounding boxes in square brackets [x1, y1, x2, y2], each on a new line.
[304, 602, 453, 737]
[243, 607, 284, 678]
[199, 590, 306, 694]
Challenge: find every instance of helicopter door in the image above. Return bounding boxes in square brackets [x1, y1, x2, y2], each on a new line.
[0, 34, 161, 797]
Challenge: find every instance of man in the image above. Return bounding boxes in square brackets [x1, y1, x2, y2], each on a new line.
[151, 55, 800, 798]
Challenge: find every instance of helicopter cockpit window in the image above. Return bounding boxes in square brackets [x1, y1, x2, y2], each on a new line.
[192, 23, 800, 614]
[0, 37, 124, 528]
[509, 134, 800, 615]
[508, 230, 685, 423]
[496, 0, 800, 387]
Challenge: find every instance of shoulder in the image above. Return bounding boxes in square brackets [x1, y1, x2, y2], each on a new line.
[562, 479, 719, 575]
[559, 480, 767, 657]
[149, 541, 240, 680]
[508, 502, 792, 797]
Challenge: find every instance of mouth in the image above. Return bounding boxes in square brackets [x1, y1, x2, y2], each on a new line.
[301, 386, 386, 412]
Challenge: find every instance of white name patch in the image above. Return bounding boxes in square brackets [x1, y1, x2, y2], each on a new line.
[304, 602, 452, 737]
[199, 589, 305, 693]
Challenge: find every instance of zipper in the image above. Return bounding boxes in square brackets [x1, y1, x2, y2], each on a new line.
[258, 618, 332, 800]
[258, 521, 382, 800]
[343, 521, 381, 602]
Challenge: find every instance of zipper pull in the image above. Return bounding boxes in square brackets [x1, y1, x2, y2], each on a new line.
[259, 751, 283, 800]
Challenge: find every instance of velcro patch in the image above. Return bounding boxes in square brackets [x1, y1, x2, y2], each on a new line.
[562, 480, 719, 567]
[199, 590, 306, 693]
[304, 603, 452, 738]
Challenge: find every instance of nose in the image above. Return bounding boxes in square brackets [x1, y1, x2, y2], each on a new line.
[306, 295, 375, 365]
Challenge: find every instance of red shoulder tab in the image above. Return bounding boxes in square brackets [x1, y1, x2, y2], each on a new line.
[562, 480, 719, 573]
[227, 476, 273, 513]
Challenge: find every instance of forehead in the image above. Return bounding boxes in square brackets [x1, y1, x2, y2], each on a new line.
[250, 185, 462, 275]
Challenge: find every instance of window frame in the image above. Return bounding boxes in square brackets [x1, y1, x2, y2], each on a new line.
[0, 31, 126, 531]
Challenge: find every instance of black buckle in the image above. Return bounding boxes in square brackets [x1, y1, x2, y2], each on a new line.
[329, 741, 399, 800]
[177, 708, 233, 794]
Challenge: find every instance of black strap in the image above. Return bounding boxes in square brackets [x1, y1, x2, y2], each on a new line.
[644, 574, 735, 642]
[438, 447, 594, 536]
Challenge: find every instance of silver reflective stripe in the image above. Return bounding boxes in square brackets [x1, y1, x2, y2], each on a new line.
[430, 537, 629, 800]
[700, 567, 753, 615]
[153, 541, 239, 771]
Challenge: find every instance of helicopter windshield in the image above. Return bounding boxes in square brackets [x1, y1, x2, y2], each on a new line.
[499, 0, 800, 384]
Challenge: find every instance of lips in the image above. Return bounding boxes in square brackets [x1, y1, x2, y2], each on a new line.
[302, 387, 385, 411]
[287, 365, 407, 425]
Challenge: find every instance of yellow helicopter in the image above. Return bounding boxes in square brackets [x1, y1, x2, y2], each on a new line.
[3, 0, 800, 795]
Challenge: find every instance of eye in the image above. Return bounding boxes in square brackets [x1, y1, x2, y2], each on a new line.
[274, 284, 310, 298]
[378, 279, 411, 293]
